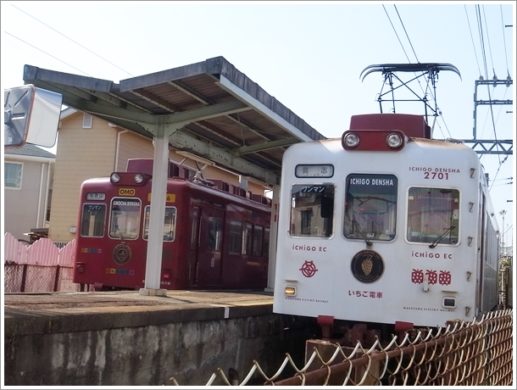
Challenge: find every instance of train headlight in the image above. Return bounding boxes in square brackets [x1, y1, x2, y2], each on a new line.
[110, 173, 121, 183]
[442, 297, 456, 309]
[386, 132, 404, 149]
[134, 174, 144, 184]
[284, 286, 297, 296]
[342, 131, 360, 149]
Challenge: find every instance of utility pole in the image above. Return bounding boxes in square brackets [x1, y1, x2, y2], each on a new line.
[461, 77, 513, 155]
[499, 210, 507, 256]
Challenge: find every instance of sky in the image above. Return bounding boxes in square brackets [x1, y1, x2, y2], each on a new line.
[1, 0, 515, 249]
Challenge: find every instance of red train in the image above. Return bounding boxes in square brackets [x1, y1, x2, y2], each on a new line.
[73, 159, 271, 290]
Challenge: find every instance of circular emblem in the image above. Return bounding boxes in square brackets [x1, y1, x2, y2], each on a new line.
[351, 250, 384, 283]
[113, 243, 132, 264]
[299, 260, 318, 278]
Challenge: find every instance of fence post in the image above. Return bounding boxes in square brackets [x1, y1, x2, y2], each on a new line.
[53, 265, 61, 292]
[20, 264, 28, 292]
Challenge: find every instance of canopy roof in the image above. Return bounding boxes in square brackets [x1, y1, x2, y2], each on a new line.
[24, 56, 326, 184]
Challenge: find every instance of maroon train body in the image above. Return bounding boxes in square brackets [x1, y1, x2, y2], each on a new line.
[73, 159, 271, 290]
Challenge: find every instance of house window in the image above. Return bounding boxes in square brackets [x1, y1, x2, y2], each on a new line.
[5, 162, 23, 189]
[82, 113, 93, 128]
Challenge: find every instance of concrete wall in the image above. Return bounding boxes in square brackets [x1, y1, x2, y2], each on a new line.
[4, 308, 313, 386]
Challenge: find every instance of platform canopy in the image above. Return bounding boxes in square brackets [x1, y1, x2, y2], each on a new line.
[23, 56, 326, 185]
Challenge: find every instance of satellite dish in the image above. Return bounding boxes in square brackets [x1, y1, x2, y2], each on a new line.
[4, 84, 63, 147]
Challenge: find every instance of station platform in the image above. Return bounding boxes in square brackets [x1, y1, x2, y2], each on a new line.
[4, 289, 294, 386]
[4, 289, 274, 335]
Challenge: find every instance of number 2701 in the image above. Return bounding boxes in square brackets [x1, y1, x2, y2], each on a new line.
[424, 172, 449, 180]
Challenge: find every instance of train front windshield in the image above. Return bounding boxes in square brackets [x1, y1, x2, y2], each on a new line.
[344, 174, 397, 241]
[290, 184, 334, 237]
[109, 198, 141, 240]
[407, 188, 459, 245]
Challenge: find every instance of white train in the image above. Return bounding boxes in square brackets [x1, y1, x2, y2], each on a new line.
[273, 113, 500, 332]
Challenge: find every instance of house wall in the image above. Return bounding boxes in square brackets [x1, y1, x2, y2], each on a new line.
[116, 130, 154, 171]
[4, 158, 52, 241]
[49, 114, 117, 243]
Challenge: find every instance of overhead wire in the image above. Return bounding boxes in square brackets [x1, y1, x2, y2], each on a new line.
[4, 31, 92, 76]
[382, 4, 411, 62]
[489, 156, 509, 191]
[473, 5, 513, 202]
[475, 5, 502, 166]
[9, 3, 134, 77]
[394, 5, 419, 63]
[499, 5, 511, 77]
[390, 5, 452, 139]
[481, 6, 498, 78]
[464, 5, 483, 78]
[385, 4, 511, 196]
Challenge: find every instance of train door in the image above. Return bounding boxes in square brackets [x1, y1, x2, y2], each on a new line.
[189, 204, 224, 287]
[476, 191, 486, 313]
[188, 206, 201, 286]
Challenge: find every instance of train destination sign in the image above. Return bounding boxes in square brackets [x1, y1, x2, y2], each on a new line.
[348, 175, 396, 188]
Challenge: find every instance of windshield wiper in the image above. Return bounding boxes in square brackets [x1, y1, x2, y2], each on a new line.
[429, 225, 455, 248]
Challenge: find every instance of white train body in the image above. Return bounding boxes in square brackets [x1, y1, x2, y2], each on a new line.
[273, 114, 499, 328]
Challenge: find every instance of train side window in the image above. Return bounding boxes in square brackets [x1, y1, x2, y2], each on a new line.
[109, 198, 141, 240]
[80, 204, 106, 237]
[190, 208, 199, 246]
[208, 217, 223, 251]
[242, 222, 253, 255]
[344, 174, 397, 241]
[252, 225, 264, 257]
[228, 220, 243, 255]
[263, 227, 270, 258]
[143, 206, 176, 241]
[290, 184, 334, 237]
[407, 188, 459, 245]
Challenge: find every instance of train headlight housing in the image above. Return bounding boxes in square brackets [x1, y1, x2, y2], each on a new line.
[110, 173, 121, 183]
[342, 131, 360, 149]
[134, 174, 144, 184]
[386, 132, 404, 149]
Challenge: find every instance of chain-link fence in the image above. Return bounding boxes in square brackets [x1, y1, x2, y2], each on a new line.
[169, 309, 512, 386]
[4, 263, 78, 292]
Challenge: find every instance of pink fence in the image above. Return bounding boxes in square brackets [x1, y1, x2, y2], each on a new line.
[4, 232, 80, 293]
